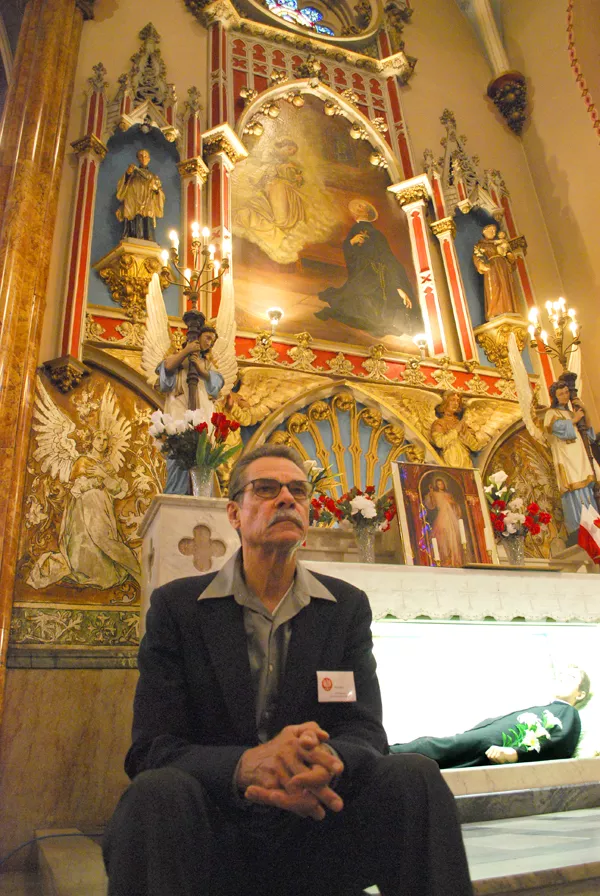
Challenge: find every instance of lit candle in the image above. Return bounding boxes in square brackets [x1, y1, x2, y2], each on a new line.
[184, 268, 192, 282]
[458, 519, 467, 545]
[527, 324, 535, 338]
[169, 230, 179, 250]
[540, 330, 549, 344]
[557, 296, 566, 310]
[528, 307, 539, 324]
[191, 221, 200, 239]
[568, 308, 576, 319]
[201, 226, 210, 245]
[213, 259, 221, 275]
[431, 537, 441, 563]
[160, 249, 169, 265]
[570, 322, 579, 336]
[208, 244, 215, 258]
[545, 300, 553, 313]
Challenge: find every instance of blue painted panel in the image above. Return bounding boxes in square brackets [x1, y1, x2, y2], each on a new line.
[88, 125, 181, 317]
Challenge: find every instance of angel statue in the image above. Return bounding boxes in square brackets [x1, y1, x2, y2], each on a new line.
[430, 392, 488, 468]
[142, 272, 238, 494]
[508, 334, 599, 540]
[27, 380, 141, 590]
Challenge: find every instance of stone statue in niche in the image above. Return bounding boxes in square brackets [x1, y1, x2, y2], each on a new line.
[472, 223, 520, 319]
[116, 148, 165, 241]
[430, 392, 486, 468]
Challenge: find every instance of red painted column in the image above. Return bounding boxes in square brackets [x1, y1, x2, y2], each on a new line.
[431, 218, 478, 361]
[61, 64, 108, 358]
[202, 124, 247, 318]
[208, 20, 228, 128]
[389, 176, 447, 356]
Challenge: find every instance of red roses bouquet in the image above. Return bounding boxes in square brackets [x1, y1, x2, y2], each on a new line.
[310, 484, 397, 531]
[149, 409, 240, 471]
[484, 470, 552, 539]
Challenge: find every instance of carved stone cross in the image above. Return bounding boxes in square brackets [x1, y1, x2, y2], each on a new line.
[178, 524, 227, 572]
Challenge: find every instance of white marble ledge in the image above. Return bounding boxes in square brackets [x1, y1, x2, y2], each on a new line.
[441, 757, 600, 797]
[304, 561, 600, 622]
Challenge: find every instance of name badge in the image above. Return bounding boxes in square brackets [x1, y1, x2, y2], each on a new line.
[317, 671, 356, 703]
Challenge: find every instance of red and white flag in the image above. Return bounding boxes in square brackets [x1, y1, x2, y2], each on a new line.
[577, 504, 600, 564]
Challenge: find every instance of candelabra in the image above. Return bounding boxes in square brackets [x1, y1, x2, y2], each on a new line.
[160, 223, 230, 411]
[527, 297, 580, 373]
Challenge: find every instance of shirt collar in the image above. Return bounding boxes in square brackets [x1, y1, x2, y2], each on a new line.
[197, 548, 336, 603]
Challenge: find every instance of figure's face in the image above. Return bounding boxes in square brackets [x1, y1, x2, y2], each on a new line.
[554, 667, 585, 706]
[137, 150, 150, 167]
[555, 385, 570, 406]
[445, 394, 461, 414]
[280, 142, 297, 157]
[482, 224, 497, 239]
[199, 331, 217, 352]
[227, 457, 310, 552]
[435, 479, 446, 491]
[92, 432, 109, 455]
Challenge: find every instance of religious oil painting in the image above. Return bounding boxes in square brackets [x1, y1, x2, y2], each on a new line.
[15, 371, 165, 607]
[391, 462, 498, 567]
[232, 94, 423, 353]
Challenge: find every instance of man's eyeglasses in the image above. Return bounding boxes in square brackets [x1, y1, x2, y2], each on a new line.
[231, 478, 314, 502]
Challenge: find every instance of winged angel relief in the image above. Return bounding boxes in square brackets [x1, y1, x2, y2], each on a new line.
[141, 273, 238, 494]
[26, 381, 141, 590]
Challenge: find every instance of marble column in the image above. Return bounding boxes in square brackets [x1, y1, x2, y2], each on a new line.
[0, 0, 94, 720]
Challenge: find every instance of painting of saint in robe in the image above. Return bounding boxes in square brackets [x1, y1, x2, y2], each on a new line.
[315, 199, 422, 338]
[235, 137, 307, 253]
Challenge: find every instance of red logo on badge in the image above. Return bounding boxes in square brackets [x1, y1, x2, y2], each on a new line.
[322, 677, 333, 691]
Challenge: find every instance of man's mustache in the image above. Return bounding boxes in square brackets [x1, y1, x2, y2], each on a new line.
[268, 510, 305, 529]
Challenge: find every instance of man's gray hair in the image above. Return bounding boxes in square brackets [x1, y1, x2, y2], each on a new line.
[228, 443, 306, 501]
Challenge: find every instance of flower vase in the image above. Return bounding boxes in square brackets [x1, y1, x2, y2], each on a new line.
[504, 535, 525, 566]
[189, 465, 213, 498]
[354, 524, 377, 563]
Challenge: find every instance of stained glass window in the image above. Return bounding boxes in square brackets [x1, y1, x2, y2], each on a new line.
[315, 23, 334, 34]
[300, 6, 323, 22]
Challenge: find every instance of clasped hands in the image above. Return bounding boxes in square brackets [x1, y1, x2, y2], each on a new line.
[235, 721, 344, 821]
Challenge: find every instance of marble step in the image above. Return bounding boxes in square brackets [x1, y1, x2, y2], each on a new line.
[33, 809, 600, 896]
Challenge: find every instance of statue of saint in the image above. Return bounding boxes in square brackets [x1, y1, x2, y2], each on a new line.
[116, 149, 165, 241]
[472, 223, 520, 319]
[544, 380, 599, 536]
[430, 392, 485, 468]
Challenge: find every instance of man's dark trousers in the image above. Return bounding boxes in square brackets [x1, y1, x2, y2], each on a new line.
[103, 752, 473, 896]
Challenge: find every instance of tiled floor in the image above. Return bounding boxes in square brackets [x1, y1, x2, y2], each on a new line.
[464, 808, 600, 892]
[2, 809, 600, 895]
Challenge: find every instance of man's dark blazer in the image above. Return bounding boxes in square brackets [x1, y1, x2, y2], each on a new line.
[390, 700, 581, 768]
[126, 569, 388, 804]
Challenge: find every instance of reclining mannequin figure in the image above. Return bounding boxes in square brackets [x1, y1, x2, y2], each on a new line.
[390, 666, 589, 767]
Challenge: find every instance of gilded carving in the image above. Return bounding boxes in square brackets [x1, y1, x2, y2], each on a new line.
[71, 134, 108, 161]
[15, 375, 164, 607]
[85, 313, 107, 342]
[487, 72, 528, 135]
[42, 356, 91, 394]
[10, 607, 139, 647]
[184, 85, 203, 115]
[401, 358, 427, 387]
[328, 353, 354, 376]
[177, 157, 209, 181]
[474, 316, 528, 379]
[109, 320, 147, 348]
[362, 344, 388, 380]
[287, 332, 320, 371]
[97, 250, 170, 321]
[430, 217, 456, 239]
[392, 184, 429, 207]
[248, 331, 280, 364]
[431, 357, 457, 391]
[464, 372, 491, 395]
[509, 235, 527, 255]
[486, 428, 568, 557]
[202, 126, 248, 164]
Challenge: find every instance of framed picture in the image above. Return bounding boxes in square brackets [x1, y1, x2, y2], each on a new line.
[391, 462, 499, 567]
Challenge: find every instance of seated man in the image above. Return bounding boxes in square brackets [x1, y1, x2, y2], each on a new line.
[104, 444, 473, 896]
[390, 666, 589, 767]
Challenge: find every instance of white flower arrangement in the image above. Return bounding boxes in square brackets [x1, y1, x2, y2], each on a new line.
[349, 494, 378, 519]
[501, 709, 563, 753]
